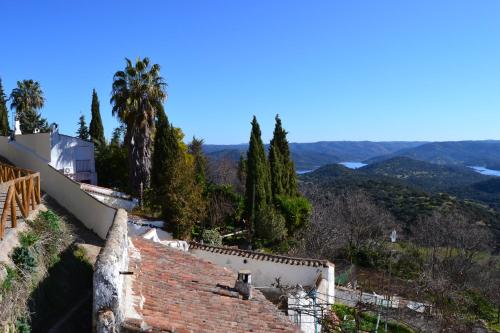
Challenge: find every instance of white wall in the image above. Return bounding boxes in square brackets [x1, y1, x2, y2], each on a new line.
[51, 133, 97, 184]
[0, 136, 116, 239]
[190, 248, 335, 305]
[14, 133, 52, 161]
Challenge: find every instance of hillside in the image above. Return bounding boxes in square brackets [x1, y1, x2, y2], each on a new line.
[360, 156, 490, 191]
[299, 162, 500, 242]
[366, 140, 500, 169]
[205, 141, 425, 170]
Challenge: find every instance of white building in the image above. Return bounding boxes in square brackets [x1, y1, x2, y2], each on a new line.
[50, 126, 97, 184]
[12, 124, 98, 185]
[189, 242, 335, 333]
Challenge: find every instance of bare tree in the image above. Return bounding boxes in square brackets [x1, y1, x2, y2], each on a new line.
[298, 189, 395, 264]
[411, 210, 494, 331]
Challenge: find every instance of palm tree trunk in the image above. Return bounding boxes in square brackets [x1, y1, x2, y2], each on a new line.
[128, 124, 153, 195]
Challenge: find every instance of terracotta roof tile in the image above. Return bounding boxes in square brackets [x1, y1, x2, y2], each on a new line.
[189, 242, 332, 268]
[125, 238, 301, 333]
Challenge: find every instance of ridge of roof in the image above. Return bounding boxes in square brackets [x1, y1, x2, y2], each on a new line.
[189, 242, 333, 268]
[126, 237, 301, 333]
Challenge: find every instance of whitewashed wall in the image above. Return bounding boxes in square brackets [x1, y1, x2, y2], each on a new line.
[51, 133, 97, 184]
[190, 248, 335, 305]
[0, 136, 116, 239]
[14, 133, 52, 161]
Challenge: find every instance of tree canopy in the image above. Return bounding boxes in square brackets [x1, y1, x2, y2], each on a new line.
[76, 115, 90, 140]
[111, 57, 167, 194]
[0, 79, 9, 136]
[9, 79, 48, 133]
[89, 89, 105, 145]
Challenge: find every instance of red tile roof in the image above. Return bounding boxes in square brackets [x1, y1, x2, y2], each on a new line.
[124, 238, 301, 333]
[190, 242, 332, 268]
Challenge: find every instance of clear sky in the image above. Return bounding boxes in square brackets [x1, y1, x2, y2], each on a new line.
[1, 1, 499, 144]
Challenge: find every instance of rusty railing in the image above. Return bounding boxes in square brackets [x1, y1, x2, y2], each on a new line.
[0, 163, 41, 239]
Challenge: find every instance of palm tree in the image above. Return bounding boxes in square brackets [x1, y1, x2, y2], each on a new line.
[111, 57, 167, 194]
[10, 79, 48, 133]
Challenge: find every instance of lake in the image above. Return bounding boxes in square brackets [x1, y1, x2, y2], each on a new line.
[339, 162, 368, 169]
[469, 166, 500, 177]
[296, 161, 368, 174]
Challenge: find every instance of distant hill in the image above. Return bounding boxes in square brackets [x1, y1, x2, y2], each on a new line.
[366, 140, 500, 169]
[204, 141, 425, 170]
[299, 160, 500, 242]
[360, 156, 490, 192]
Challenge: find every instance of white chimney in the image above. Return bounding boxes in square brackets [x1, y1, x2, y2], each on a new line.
[14, 116, 22, 135]
[235, 270, 253, 300]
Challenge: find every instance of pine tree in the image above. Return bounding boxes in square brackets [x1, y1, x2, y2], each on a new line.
[89, 89, 105, 145]
[0, 79, 9, 136]
[269, 114, 297, 198]
[76, 115, 90, 140]
[244, 116, 272, 238]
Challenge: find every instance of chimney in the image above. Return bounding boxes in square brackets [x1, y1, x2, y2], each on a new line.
[235, 270, 253, 300]
[14, 115, 22, 135]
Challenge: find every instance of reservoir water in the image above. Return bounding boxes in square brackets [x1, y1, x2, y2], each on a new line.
[339, 162, 368, 169]
[469, 166, 500, 177]
[296, 161, 368, 174]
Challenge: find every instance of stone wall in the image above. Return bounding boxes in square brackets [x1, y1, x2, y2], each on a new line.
[93, 208, 129, 332]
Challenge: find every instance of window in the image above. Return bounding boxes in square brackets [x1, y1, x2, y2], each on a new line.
[75, 160, 91, 172]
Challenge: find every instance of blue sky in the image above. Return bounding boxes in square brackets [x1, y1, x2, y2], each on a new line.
[1, 1, 499, 144]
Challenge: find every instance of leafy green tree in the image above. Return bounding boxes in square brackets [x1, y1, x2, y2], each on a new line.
[268, 115, 311, 237]
[244, 116, 272, 240]
[275, 195, 311, 236]
[111, 57, 167, 195]
[9, 79, 49, 133]
[269, 114, 297, 198]
[0, 79, 9, 136]
[89, 89, 105, 145]
[188, 137, 207, 186]
[254, 206, 287, 243]
[237, 155, 247, 192]
[151, 109, 175, 203]
[76, 115, 90, 140]
[152, 110, 206, 239]
[95, 126, 128, 191]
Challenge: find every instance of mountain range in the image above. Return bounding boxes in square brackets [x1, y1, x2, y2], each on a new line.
[205, 140, 500, 171]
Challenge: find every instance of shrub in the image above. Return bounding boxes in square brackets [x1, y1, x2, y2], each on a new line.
[201, 229, 223, 246]
[1, 265, 18, 292]
[275, 195, 311, 236]
[16, 317, 31, 333]
[18, 231, 39, 248]
[254, 206, 287, 244]
[11, 247, 36, 273]
[38, 210, 61, 232]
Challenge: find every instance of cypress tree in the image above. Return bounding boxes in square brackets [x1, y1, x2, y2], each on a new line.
[151, 109, 175, 200]
[269, 114, 297, 197]
[269, 115, 310, 237]
[76, 115, 90, 140]
[152, 110, 206, 239]
[89, 89, 105, 145]
[244, 116, 272, 237]
[188, 137, 207, 186]
[0, 79, 9, 136]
